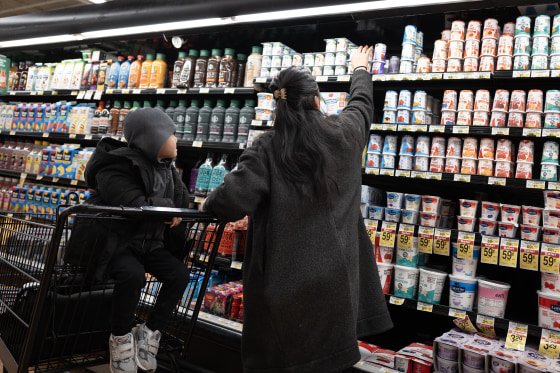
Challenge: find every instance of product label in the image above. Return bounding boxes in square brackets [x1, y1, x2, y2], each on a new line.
[418, 227, 434, 254]
[380, 221, 397, 248]
[500, 239, 519, 268]
[365, 219, 378, 245]
[481, 236, 500, 265]
[520, 240, 540, 271]
[506, 322, 528, 351]
[433, 229, 451, 256]
[453, 315, 478, 333]
[397, 224, 414, 251]
[476, 315, 496, 336]
[457, 232, 475, 259]
[541, 244, 560, 274]
[539, 329, 560, 359]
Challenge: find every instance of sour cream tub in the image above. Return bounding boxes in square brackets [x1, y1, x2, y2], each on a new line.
[543, 209, 560, 229]
[422, 195, 441, 213]
[393, 265, 420, 299]
[449, 274, 478, 311]
[377, 262, 394, 294]
[479, 218, 498, 235]
[418, 267, 448, 304]
[401, 210, 419, 225]
[477, 279, 511, 318]
[368, 206, 384, 220]
[452, 244, 481, 278]
[387, 191, 404, 208]
[420, 212, 440, 227]
[457, 216, 477, 232]
[385, 208, 401, 223]
[537, 290, 560, 330]
[520, 224, 541, 241]
[543, 226, 560, 243]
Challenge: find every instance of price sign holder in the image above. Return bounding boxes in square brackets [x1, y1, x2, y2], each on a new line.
[541, 244, 560, 274]
[433, 228, 451, 256]
[398, 224, 415, 251]
[448, 309, 467, 318]
[506, 322, 528, 351]
[476, 315, 496, 336]
[499, 239, 519, 268]
[520, 240, 540, 271]
[539, 329, 560, 359]
[454, 174, 471, 183]
[417, 302, 433, 313]
[365, 219, 379, 245]
[481, 236, 500, 265]
[379, 221, 397, 248]
[453, 315, 478, 333]
[418, 227, 434, 254]
[389, 296, 405, 306]
[457, 232, 475, 259]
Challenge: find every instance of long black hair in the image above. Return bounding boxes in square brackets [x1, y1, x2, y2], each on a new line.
[269, 66, 338, 202]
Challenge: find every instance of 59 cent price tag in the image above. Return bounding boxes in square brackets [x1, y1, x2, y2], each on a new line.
[481, 236, 500, 265]
[380, 221, 397, 248]
[457, 232, 475, 259]
[520, 240, 540, 271]
[500, 239, 519, 268]
[539, 329, 560, 359]
[541, 244, 560, 274]
[365, 219, 379, 245]
[434, 229, 451, 256]
[398, 224, 415, 250]
[418, 227, 434, 254]
[506, 322, 528, 351]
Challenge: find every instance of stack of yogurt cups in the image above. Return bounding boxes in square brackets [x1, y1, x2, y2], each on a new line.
[490, 89, 509, 127]
[365, 134, 383, 169]
[473, 89, 491, 126]
[440, 90, 458, 125]
[544, 89, 560, 128]
[447, 20, 466, 72]
[543, 190, 560, 243]
[371, 43, 387, 74]
[496, 23, 515, 70]
[260, 42, 301, 77]
[463, 20, 482, 72]
[400, 25, 424, 73]
[479, 18, 501, 72]
[323, 37, 357, 76]
[526, 89, 544, 127]
[429, 136, 446, 172]
[432, 36, 448, 72]
[540, 140, 559, 182]
[550, 14, 560, 69]
[515, 140, 535, 179]
[444, 137, 461, 174]
[506, 90, 526, 127]
[255, 92, 276, 121]
[381, 135, 398, 169]
[396, 90, 412, 124]
[513, 16, 532, 70]
[383, 90, 399, 124]
[413, 136, 431, 172]
[456, 90, 475, 126]
[531, 15, 551, 70]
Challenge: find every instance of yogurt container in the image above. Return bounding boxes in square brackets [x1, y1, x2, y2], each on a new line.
[457, 216, 477, 232]
[495, 139, 514, 162]
[479, 218, 498, 235]
[385, 90, 399, 110]
[255, 108, 274, 121]
[323, 65, 335, 76]
[365, 154, 380, 168]
[474, 90, 491, 111]
[449, 41, 464, 59]
[398, 155, 413, 170]
[479, 138, 495, 159]
[478, 159, 494, 176]
[430, 157, 445, 172]
[400, 60, 414, 73]
[462, 137, 478, 159]
[541, 272, 560, 294]
[490, 111, 507, 127]
[422, 195, 441, 213]
[387, 191, 404, 208]
[477, 279, 511, 318]
[401, 210, 419, 225]
[442, 29, 451, 42]
[531, 55, 548, 70]
[431, 137, 446, 157]
[554, 14, 560, 37]
[509, 90, 526, 112]
[412, 110, 427, 124]
[520, 224, 541, 241]
[498, 221, 518, 238]
[413, 91, 428, 110]
[445, 158, 461, 173]
[461, 159, 477, 175]
[383, 110, 397, 124]
[437, 357, 458, 373]
[418, 267, 448, 304]
[527, 90, 544, 113]
[416, 57, 431, 73]
[441, 111, 457, 125]
[481, 38, 497, 56]
[545, 90, 560, 112]
[432, 59, 447, 72]
[479, 56, 495, 72]
[545, 112, 560, 128]
[458, 90, 474, 111]
[257, 93, 276, 109]
[325, 39, 337, 52]
[368, 206, 384, 220]
[403, 25, 418, 44]
[543, 226, 560, 243]
[405, 194, 422, 211]
[396, 237, 419, 267]
[401, 43, 417, 60]
[437, 341, 459, 361]
[506, 111, 523, 127]
[525, 112, 542, 128]
[501, 204, 521, 223]
[442, 90, 458, 111]
[552, 37, 560, 55]
[463, 58, 479, 72]
[544, 209, 560, 229]
[513, 36, 531, 55]
[414, 156, 429, 171]
[542, 141, 559, 164]
[382, 154, 396, 169]
[517, 140, 534, 163]
[367, 134, 383, 154]
[398, 90, 412, 109]
[513, 55, 530, 70]
[493, 90, 510, 112]
[503, 22, 516, 37]
[383, 135, 398, 155]
[303, 53, 315, 67]
[373, 43, 387, 62]
[515, 16, 532, 37]
[473, 111, 489, 126]
[446, 137, 462, 158]
[464, 40, 480, 58]
[494, 161, 514, 178]
[515, 162, 533, 179]
[415, 136, 430, 156]
[393, 265, 420, 299]
[377, 263, 394, 294]
[447, 58, 462, 72]
[399, 135, 416, 156]
[534, 15, 551, 37]
[385, 208, 402, 223]
[536, 290, 560, 330]
[433, 40, 449, 60]
[467, 20, 482, 40]
[532, 36, 549, 56]
[420, 212, 440, 227]
[497, 35, 514, 56]
[451, 20, 466, 41]
[449, 274, 478, 311]
[460, 199, 479, 217]
[541, 164, 558, 181]
[483, 18, 499, 39]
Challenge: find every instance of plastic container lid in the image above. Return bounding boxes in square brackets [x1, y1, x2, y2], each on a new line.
[230, 99, 240, 107]
[143, 101, 152, 108]
[117, 56, 124, 61]
[203, 99, 213, 106]
[244, 99, 256, 107]
[216, 99, 226, 107]
[127, 55, 135, 60]
[178, 99, 187, 106]
[188, 50, 199, 58]
[199, 50, 210, 58]
[145, 54, 155, 61]
[237, 54, 247, 61]
[252, 46, 263, 54]
[477, 278, 511, 290]
[449, 274, 478, 284]
[211, 49, 223, 57]
[224, 48, 236, 56]
[156, 53, 166, 60]
[190, 99, 200, 106]
[178, 51, 188, 58]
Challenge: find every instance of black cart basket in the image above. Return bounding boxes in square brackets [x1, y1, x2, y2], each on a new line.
[0, 204, 226, 373]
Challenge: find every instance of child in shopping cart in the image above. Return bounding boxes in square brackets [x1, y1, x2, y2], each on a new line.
[83, 108, 190, 373]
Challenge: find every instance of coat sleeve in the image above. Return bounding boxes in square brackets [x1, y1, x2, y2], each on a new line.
[204, 134, 271, 222]
[336, 69, 374, 147]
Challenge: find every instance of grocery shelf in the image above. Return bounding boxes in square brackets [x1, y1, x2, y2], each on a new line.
[177, 140, 246, 153]
[0, 130, 104, 144]
[250, 119, 274, 129]
[0, 169, 87, 188]
[369, 124, 552, 139]
[105, 87, 256, 96]
[4, 89, 85, 98]
[384, 294, 543, 338]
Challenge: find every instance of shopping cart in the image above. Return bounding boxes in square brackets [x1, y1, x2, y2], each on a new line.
[0, 204, 226, 373]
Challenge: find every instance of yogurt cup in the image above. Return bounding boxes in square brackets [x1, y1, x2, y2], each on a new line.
[464, 40, 480, 58]
[451, 20, 466, 41]
[509, 90, 527, 112]
[441, 111, 457, 125]
[458, 90, 475, 111]
[447, 58, 462, 72]
[442, 90, 458, 111]
[257, 93, 276, 109]
[432, 59, 447, 72]
[515, 16, 532, 36]
[430, 157, 445, 172]
[449, 274, 478, 311]
[513, 55, 530, 71]
[396, 237, 419, 267]
[490, 112, 507, 127]
[441, 199, 454, 216]
[516, 140, 534, 163]
[501, 204, 521, 223]
[515, 162, 532, 179]
[534, 14, 551, 36]
[532, 55, 548, 70]
[255, 108, 274, 121]
[477, 279, 511, 318]
[401, 210, 419, 225]
[397, 109, 411, 124]
[527, 90, 544, 113]
[542, 141, 559, 164]
[398, 155, 413, 170]
[376, 240, 395, 264]
[445, 158, 461, 173]
[545, 191, 560, 210]
[477, 159, 494, 176]
[541, 164, 558, 181]
[463, 364, 485, 373]
[414, 156, 429, 171]
[368, 134, 383, 154]
[461, 159, 477, 175]
[503, 22, 516, 37]
[366, 154, 381, 168]
[383, 135, 398, 155]
[479, 138, 495, 159]
[457, 216, 477, 232]
[479, 56, 495, 72]
[525, 112, 542, 128]
[543, 209, 560, 229]
[393, 265, 420, 299]
[387, 191, 404, 208]
[377, 262, 394, 294]
[460, 199, 479, 217]
[437, 357, 458, 373]
[490, 356, 515, 373]
[498, 35, 514, 56]
[495, 139, 514, 162]
[545, 112, 560, 128]
[473, 111, 489, 126]
[385, 208, 402, 223]
[463, 58, 479, 72]
[522, 206, 542, 225]
[422, 195, 441, 213]
[368, 206, 384, 220]
[498, 221, 518, 238]
[494, 161, 514, 178]
[418, 267, 448, 304]
[463, 348, 487, 370]
[545, 90, 560, 113]
[437, 342, 458, 361]
[431, 137, 446, 157]
[514, 36, 531, 55]
[405, 194, 422, 212]
[474, 90, 491, 111]
[466, 20, 482, 41]
[532, 36, 550, 56]
[541, 272, 560, 294]
[433, 40, 449, 60]
[481, 38, 497, 56]
[536, 290, 560, 330]
[403, 25, 418, 44]
[462, 138, 478, 159]
[506, 112, 523, 127]
[415, 136, 431, 156]
[483, 18, 500, 39]
[479, 218, 498, 235]
[420, 212, 440, 228]
[449, 40, 465, 59]
[383, 110, 397, 124]
[452, 244, 481, 278]
[520, 224, 541, 241]
[542, 226, 560, 243]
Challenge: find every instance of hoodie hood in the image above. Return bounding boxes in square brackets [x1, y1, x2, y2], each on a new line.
[123, 108, 177, 163]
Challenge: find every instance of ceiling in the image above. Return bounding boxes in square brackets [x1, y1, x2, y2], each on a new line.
[0, 0, 95, 18]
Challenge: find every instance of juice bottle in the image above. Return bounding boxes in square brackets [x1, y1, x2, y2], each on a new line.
[165, 100, 177, 119]
[183, 99, 200, 141]
[91, 101, 104, 134]
[195, 99, 213, 142]
[172, 51, 187, 88]
[193, 50, 210, 88]
[244, 46, 263, 87]
[205, 49, 222, 88]
[17, 61, 32, 91]
[8, 63, 18, 90]
[178, 50, 199, 88]
[127, 55, 143, 89]
[208, 153, 230, 193]
[237, 99, 255, 143]
[195, 153, 214, 196]
[218, 48, 236, 88]
[118, 55, 134, 89]
[106, 56, 123, 89]
[173, 99, 187, 137]
[234, 54, 247, 88]
[222, 99, 240, 143]
[138, 53, 154, 88]
[207, 99, 226, 142]
[109, 100, 121, 134]
[149, 53, 167, 89]
[117, 101, 131, 135]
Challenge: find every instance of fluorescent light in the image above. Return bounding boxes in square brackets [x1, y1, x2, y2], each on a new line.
[88, 0, 107, 3]
[0, 34, 84, 48]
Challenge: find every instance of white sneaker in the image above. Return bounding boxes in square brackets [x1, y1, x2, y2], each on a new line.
[133, 323, 161, 373]
[109, 333, 137, 373]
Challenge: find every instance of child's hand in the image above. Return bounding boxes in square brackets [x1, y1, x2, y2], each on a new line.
[165, 217, 182, 228]
[350, 45, 373, 70]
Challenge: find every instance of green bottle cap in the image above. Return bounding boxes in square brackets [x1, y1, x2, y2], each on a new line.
[124, 101, 132, 108]
[132, 100, 141, 107]
[178, 99, 187, 106]
[252, 46, 263, 54]
[230, 99, 240, 107]
[156, 53, 166, 61]
[190, 99, 200, 107]
[169, 100, 177, 107]
[216, 99, 226, 107]
[143, 101, 152, 108]
[178, 51, 188, 59]
[188, 50, 200, 58]
[211, 49, 222, 57]
[203, 99, 213, 107]
[237, 54, 247, 62]
[145, 54, 155, 61]
[113, 100, 122, 108]
[245, 99, 256, 107]
[224, 48, 236, 56]
[199, 50, 210, 58]
[156, 99, 165, 107]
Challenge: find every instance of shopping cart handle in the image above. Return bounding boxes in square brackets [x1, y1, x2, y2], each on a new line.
[58, 204, 218, 220]
[141, 206, 216, 219]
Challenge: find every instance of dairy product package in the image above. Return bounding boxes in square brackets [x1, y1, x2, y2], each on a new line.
[320, 92, 349, 115]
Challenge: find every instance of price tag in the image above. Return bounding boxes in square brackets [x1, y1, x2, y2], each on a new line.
[395, 170, 411, 178]
[427, 73, 443, 80]
[481, 236, 500, 265]
[520, 241, 540, 271]
[453, 126, 469, 134]
[365, 167, 379, 175]
[156, 89, 166, 94]
[523, 128, 541, 137]
[132, 89, 142, 94]
[231, 261, 243, 270]
[449, 309, 466, 319]
[314, 76, 328, 82]
[371, 75, 386, 81]
[401, 73, 415, 81]
[9, 91, 15, 95]
[500, 239, 519, 268]
[414, 125, 428, 132]
[433, 228, 451, 256]
[52, 177, 60, 182]
[36, 175, 43, 180]
[380, 169, 395, 177]
[454, 174, 471, 183]
[513, 70, 531, 78]
[94, 90, 103, 100]
[417, 302, 433, 312]
[427, 172, 442, 180]
[549, 182, 560, 191]
[382, 124, 397, 131]
[541, 244, 560, 274]
[70, 179, 78, 186]
[85, 135, 93, 140]
[177, 89, 187, 94]
[457, 232, 475, 259]
[9, 131, 15, 135]
[491, 128, 510, 136]
[546, 129, 560, 138]
[199, 88, 210, 94]
[454, 316, 478, 333]
[42, 132, 49, 138]
[476, 315, 496, 336]
[418, 227, 434, 254]
[105, 89, 114, 94]
[192, 141, 203, 148]
[416, 73, 427, 81]
[365, 219, 379, 245]
[531, 70, 550, 78]
[84, 91, 94, 100]
[388, 74, 404, 81]
[429, 125, 445, 133]
[251, 120, 263, 126]
[552, 70, 560, 78]
[398, 125, 413, 132]
[194, 196, 205, 204]
[398, 224, 415, 250]
[337, 75, 351, 82]
[379, 221, 397, 248]
[444, 73, 460, 80]
[224, 88, 235, 94]
[527, 180, 546, 189]
[389, 296, 405, 305]
[506, 322, 528, 351]
[488, 177, 506, 186]
[370, 124, 384, 131]
[255, 77, 267, 83]
[539, 329, 560, 359]
[479, 72, 492, 79]
[411, 171, 426, 179]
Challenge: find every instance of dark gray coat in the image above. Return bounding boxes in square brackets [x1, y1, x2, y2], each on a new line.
[205, 69, 392, 373]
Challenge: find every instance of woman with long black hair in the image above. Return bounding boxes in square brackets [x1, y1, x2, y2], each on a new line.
[203, 46, 392, 373]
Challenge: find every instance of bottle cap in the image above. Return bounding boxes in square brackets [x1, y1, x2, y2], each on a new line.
[143, 101, 152, 108]
[178, 51, 188, 59]
[230, 99, 240, 107]
[203, 99, 213, 107]
[169, 100, 177, 107]
[113, 100, 122, 108]
[211, 49, 223, 57]
[145, 54, 155, 61]
[178, 99, 187, 106]
[127, 55, 135, 60]
[188, 50, 200, 58]
[156, 53, 166, 61]
[156, 99, 165, 107]
[245, 99, 256, 107]
[199, 50, 210, 58]
[224, 48, 236, 56]
[252, 46, 263, 54]
[137, 55, 145, 60]
[237, 54, 247, 61]
[216, 99, 226, 107]
[190, 99, 200, 106]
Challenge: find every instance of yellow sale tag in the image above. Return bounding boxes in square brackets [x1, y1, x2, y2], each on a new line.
[454, 316, 478, 333]
[398, 224, 414, 251]
[506, 323, 528, 351]
[477, 315, 496, 336]
[457, 232, 475, 259]
[520, 241, 540, 271]
[481, 236, 500, 265]
[389, 296, 405, 306]
[541, 249, 560, 274]
[434, 229, 451, 256]
[380, 222, 397, 248]
[365, 219, 378, 245]
[418, 227, 434, 254]
[417, 302, 433, 312]
[500, 240, 519, 268]
[539, 330, 560, 359]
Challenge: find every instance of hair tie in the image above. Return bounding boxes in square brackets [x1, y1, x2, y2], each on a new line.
[274, 88, 287, 100]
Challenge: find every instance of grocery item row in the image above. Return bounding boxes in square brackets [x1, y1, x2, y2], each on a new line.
[191, 153, 238, 197]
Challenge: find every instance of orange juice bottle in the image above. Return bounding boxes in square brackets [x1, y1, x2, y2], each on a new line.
[149, 53, 167, 88]
[138, 53, 154, 88]
[128, 55, 144, 89]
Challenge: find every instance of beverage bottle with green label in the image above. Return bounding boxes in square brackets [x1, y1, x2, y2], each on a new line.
[165, 100, 177, 119]
[207, 99, 226, 142]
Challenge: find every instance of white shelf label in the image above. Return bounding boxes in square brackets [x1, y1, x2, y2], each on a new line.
[531, 70, 550, 78]
[492, 128, 509, 136]
[411, 171, 426, 179]
[371, 75, 386, 81]
[488, 177, 506, 186]
[429, 125, 445, 133]
[523, 128, 541, 137]
[365, 167, 379, 175]
[84, 91, 94, 100]
[200, 88, 210, 94]
[454, 174, 471, 182]
[382, 124, 397, 131]
[224, 88, 235, 94]
[453, 126, 469, 134]
[389, 296, 405, 305]
[513, 70, 531, 78]
[337, 75, 351, 82]
[316, 76, 329, 82]
[526, 180, 546, 189]
[380, 169, 395, 177]
[192, 141, 203, 148]
[427, 172, 442, 180]
[94, 90, 103, 100]
[395, 170, 411, 178]
[370, 124, 384, 131]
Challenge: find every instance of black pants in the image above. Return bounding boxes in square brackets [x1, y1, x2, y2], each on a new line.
[109, 247, 190, 336]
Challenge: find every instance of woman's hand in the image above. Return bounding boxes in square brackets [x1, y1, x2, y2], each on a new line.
[165, 217, 182, 228]
[350, 45, 373, 71]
